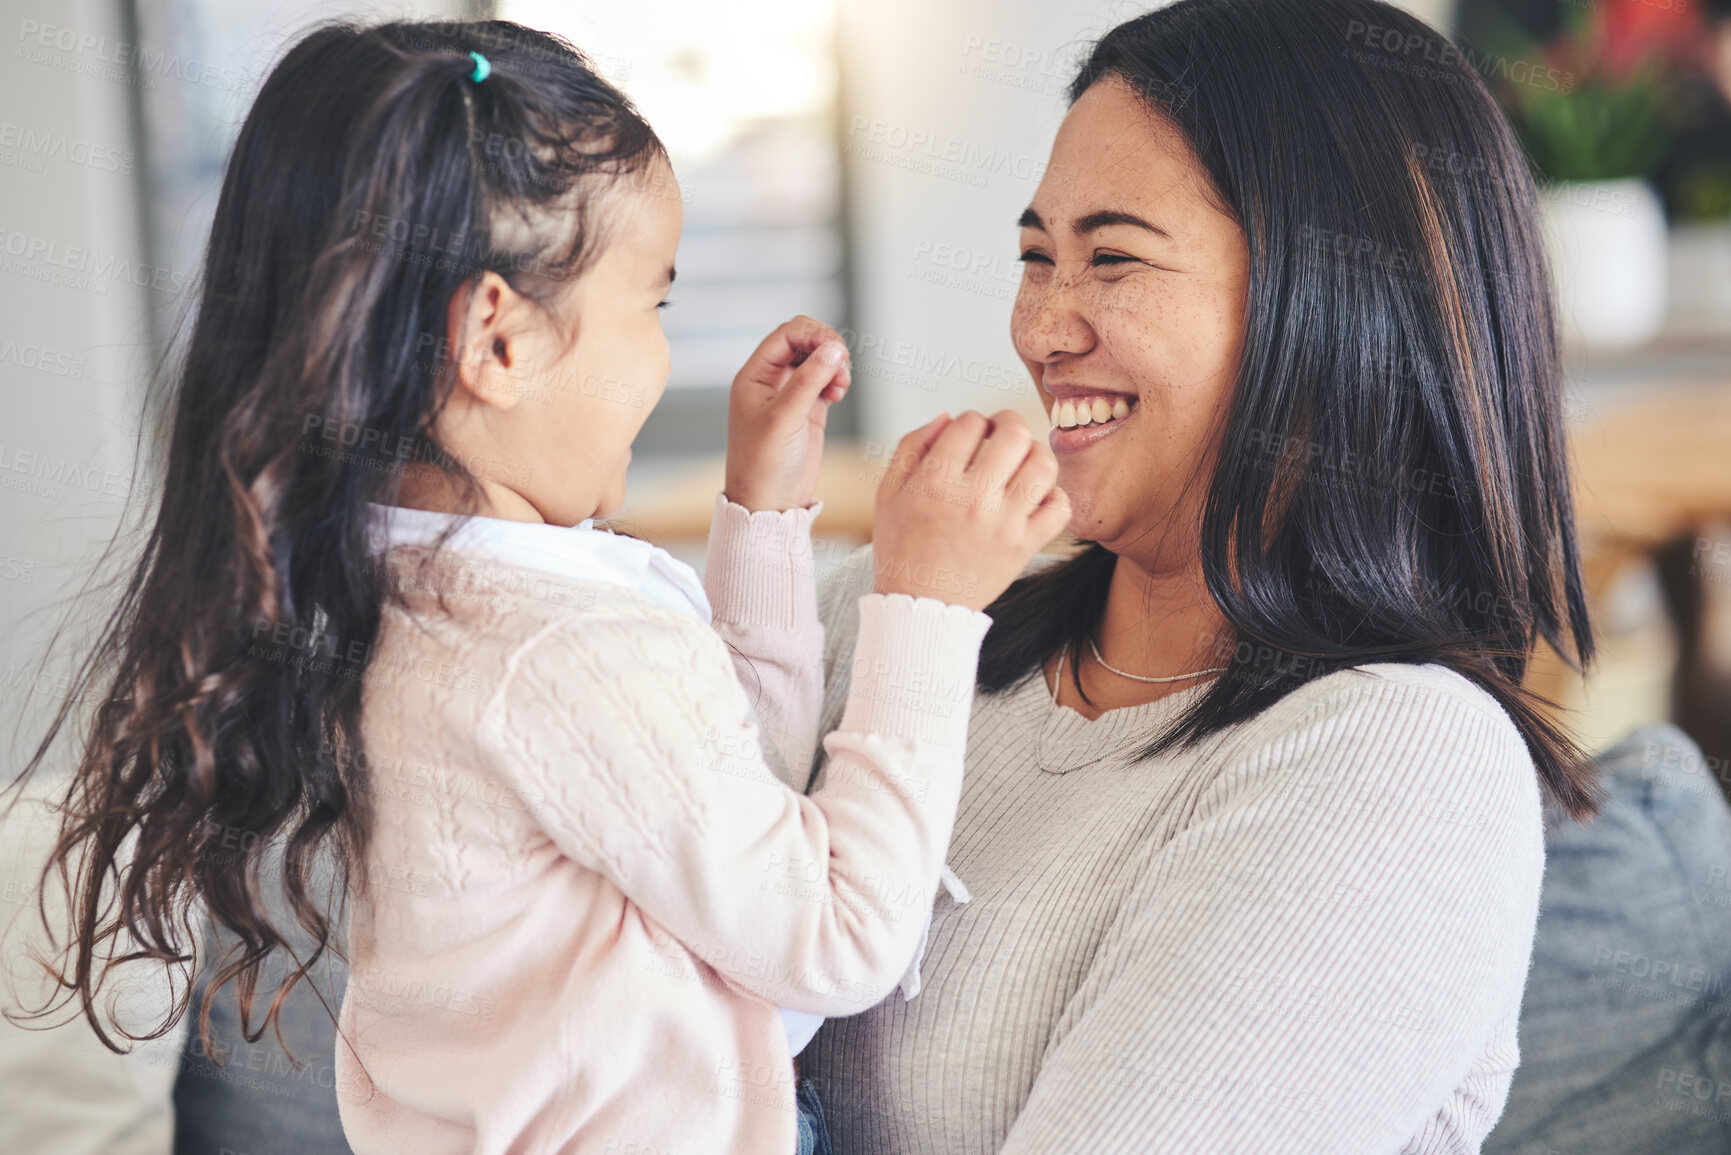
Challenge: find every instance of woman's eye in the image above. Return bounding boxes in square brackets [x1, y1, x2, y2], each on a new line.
[657, 299, 673, 310]
[1091, 253, 1136, 266]
[1017, 250, 1053, 265]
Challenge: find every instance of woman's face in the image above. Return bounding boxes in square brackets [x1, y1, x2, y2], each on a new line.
[1011, 76, 1249, 570]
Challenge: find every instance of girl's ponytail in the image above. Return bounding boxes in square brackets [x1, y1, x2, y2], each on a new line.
[7, 20, 664, 1057]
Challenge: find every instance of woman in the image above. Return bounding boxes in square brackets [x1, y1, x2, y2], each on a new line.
[798, 0, 1597, 1151]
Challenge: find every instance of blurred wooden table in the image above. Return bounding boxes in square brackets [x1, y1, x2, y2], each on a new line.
[1566, 383, 1731, 593]
[614, 440, 878, 541]
[620, 366, 1731, 754]
[1529, 371, 1731, 754]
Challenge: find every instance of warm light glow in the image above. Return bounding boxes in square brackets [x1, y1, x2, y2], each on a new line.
[499, 0, 838, 166]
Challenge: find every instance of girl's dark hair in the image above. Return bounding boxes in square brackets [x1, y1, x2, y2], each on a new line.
[979, 0, 1601, 819]
[8, 20, 664, 1052]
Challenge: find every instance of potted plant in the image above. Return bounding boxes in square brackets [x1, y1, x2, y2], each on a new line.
[1658, 6, 1731, 336]
[1489, 3, 1697, 352]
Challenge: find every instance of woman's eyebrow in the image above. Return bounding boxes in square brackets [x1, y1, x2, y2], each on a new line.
[1074, 209, 1171, 239]
[1017, 206, 1172, 240]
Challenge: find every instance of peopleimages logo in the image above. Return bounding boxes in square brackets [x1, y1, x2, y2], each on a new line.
[0, 337, 85, 378]
[1342, 19, 1576, 93]
[845, 117, 1057, 188]
[956, 34, 1089, 96]
[0, 226, 192, 297]
[14, 19, 248, 93]
[0, 121, 132, 174]
[837, 326, 1028, 395]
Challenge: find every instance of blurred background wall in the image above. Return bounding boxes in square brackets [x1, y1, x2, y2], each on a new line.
[2, 0, 1728, 1150]
[1, 0, 171, 1145]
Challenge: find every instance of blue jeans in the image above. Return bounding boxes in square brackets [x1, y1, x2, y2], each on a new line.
[795, 1075, 832, 1155]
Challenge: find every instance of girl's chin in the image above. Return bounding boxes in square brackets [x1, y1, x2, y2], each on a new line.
[594, 477, 629, 521]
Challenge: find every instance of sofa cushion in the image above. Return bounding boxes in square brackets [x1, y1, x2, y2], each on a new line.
[1485, 722, 1731, 1154]
[169, 723, 1731, 1154]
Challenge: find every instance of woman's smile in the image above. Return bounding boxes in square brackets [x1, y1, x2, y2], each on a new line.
[1046, 394, 1138, 454]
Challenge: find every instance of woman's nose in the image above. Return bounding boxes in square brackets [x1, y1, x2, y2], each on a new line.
[1013, 278, 1095, 363]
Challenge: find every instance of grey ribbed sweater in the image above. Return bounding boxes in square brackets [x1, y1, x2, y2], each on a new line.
[797, 547, 1545, 1154]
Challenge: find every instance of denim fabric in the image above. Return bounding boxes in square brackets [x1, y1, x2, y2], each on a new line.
[796, 1075, 833, 1155]
[1484, 723, 1731, 1155]
[171, 846, 353, 1155]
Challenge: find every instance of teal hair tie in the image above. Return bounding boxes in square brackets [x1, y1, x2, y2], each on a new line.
[467, 51, 490, 83]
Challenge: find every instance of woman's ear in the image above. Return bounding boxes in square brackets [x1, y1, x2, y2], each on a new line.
[445, 270, 524, 411]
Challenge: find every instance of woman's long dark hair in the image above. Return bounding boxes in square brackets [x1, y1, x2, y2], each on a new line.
[7, 20, 664, 1053]
[979, 0, 1601, 820]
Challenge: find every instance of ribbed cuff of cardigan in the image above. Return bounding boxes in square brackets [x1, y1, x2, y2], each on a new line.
[703, 492, 823, 631]
[838, 593, 992, 749]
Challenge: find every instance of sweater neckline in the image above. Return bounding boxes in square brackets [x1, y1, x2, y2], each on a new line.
[1017, 653, 1212, 774]
[363, 501, 711, 623]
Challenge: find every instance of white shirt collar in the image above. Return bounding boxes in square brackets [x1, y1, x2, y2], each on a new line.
[364, 502, 710, 624]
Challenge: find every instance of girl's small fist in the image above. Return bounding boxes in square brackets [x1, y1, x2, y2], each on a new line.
[723, 316, 851, 513]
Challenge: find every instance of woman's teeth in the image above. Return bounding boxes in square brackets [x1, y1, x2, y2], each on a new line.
[1049, 396, 1133, 429]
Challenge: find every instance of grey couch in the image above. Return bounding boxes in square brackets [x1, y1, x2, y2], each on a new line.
[1482, 723, 1731, 1154]
[170, 723, 1731, 1154]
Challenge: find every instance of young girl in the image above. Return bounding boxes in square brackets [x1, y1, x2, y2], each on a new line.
[18, 19, 1068, 1155]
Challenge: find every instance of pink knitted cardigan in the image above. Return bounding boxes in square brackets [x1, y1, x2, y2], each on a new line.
[335, 495, 990, 1154]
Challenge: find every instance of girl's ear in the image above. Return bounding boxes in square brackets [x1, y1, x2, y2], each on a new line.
[446, 270, 524, 411]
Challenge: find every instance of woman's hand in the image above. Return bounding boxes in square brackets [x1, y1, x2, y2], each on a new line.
[871, 409, 1070, 612]
[723, 315, 851, 513]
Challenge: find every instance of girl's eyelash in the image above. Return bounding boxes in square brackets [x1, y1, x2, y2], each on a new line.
[657, 299, 672, 309]
[1018, 251, 1052, 264]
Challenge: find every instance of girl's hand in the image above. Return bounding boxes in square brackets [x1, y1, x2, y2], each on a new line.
[872, 410, 1070, 612]
[723, 316, 851, 513]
